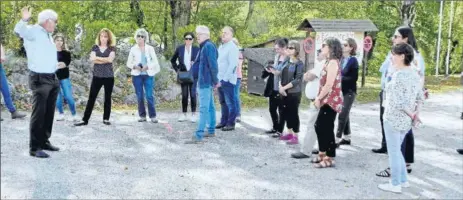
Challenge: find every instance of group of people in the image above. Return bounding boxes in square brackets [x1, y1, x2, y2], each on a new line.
[256, 26, 426, 193]
[1, 6, 461, 195]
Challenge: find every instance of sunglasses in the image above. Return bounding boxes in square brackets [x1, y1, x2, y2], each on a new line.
[322, 44, 327, 48]
[343, 44, 349, 47]
[288, 47, 296, 50]
[137, 35, 145, 39]
[184, 37, 193, 40]
[393, 35, 402, 39]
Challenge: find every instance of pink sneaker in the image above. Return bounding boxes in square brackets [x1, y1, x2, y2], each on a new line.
[286, 136, 299, 145]
[279, 133, 294, 140]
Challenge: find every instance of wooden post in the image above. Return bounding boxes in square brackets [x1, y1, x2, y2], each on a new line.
[361, 49, 367, 88]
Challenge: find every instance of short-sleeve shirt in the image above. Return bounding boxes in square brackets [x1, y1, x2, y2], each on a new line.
[92, 45, 115, 78]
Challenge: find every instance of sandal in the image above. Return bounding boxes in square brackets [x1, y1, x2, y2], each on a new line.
[314, 157, 335, 168]
[376, 168, 391, 177]
[406, 164, 412, 173]
[311, 153, 326, 163]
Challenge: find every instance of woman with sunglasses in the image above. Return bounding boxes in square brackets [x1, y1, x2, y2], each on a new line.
[312, 37, 343, 168]
[126, 28, 161, 123]
[335, 38, 359, 147]
[376, 26, 425, 178]
[75, 28, 116, 126]
[277, 40, 303, 145]
[378, 43, 423, 193]
[170, 32, 200, 122]
[54, 34, 79, 122]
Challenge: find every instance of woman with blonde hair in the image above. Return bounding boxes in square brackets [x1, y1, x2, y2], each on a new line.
[54, 34, 79, 121]
[75, 28, 116, 126]
[126, 28, 160, 123]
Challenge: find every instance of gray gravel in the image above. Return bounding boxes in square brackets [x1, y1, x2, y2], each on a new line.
[1, 91, 462, 199]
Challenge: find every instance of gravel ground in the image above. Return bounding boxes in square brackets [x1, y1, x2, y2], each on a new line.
[1, 90, 462, 199]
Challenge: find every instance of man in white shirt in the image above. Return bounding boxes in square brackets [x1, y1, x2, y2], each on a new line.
[291, 57, 324, 159]
[14, 7, 60, 158]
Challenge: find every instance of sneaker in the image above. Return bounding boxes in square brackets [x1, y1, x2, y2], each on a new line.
[190, 114, 196, 123]
[401, 182, 410, 188]
[71, 115, 80, 122]
[178, 114, 186, 122]
[184, 137, 203, 144]
[378, 182, 402, 193]
[11, 111, 26, 119]
[56, 114, 65, 121]
[235, 116, 241, 123]
[279, 133, 294, 141]
[150, 117, 158, 123]
[286, 136, 299, 145]
[138, 117, 147, 122]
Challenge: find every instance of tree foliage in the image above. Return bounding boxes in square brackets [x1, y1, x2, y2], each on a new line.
[1, 0, 461, 75]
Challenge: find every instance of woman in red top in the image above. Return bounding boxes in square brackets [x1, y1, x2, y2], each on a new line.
[312, 37, 344, 168]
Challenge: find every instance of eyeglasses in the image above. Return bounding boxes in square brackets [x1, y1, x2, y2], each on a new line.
[185, 37, 193, 40]
[137, 35, 145, 39]
[288, 47, 296, 50]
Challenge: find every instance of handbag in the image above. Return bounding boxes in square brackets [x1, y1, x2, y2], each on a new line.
[177, 70, 193, 84]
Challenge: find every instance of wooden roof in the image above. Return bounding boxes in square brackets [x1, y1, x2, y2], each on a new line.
[297, 19, 379, 32]
[242, 48, 275, 66]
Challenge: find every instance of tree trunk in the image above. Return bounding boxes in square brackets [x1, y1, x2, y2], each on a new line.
[130, 0, 145, 27]
[244, 0, 255, 29]
[400, 0, 416, 27]
[163, 0, 169, 53]
[170, 0, 192, 49]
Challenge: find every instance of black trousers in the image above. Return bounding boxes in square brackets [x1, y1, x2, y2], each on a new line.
[380, 90, 414, 163]
[281, 92, 301, 133]
[315, 105, 337, 157]
[181, 82, 196, 113]
[268, 91, 285, 133]
[29, 72, 59, 150]
[83, 77, 114, 122]
[336, 92, 356, 138]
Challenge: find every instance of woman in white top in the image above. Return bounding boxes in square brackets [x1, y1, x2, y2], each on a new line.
[377, 43, 424, 193]
[126, 28, 160, 123]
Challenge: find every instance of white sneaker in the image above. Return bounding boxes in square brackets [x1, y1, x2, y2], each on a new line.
[190, 114, 196, 123]
[378, 182, 402, 193]
[178, 114, 186, 122]
[71, 115, 80, 122]
[56, 114, 65, 121]
[401, 181, 410, 188]
[151, 117, 158, 123]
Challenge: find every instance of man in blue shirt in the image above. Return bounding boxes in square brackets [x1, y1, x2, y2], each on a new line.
[215, 26, 239, 131]
[14, 7, 60, 158]
[185, 25, 219, 144]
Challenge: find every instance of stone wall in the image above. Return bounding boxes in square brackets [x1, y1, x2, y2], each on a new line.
[1, 39, 182, 110]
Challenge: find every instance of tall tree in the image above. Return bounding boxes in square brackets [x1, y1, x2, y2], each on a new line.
[400, 0, 416, 27]
[130, 0, 145, 27]
[170, 0, 192, 48]
[244, 0, 255, 29]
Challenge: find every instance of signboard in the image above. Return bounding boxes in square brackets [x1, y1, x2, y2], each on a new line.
[313, 32, 364, 70]
[303, 37, 314, 54]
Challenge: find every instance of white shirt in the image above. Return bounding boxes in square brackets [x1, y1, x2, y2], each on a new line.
[305, 60, 324, 99]
[183, 45, 192, 71]
[126, 44, 160, 76]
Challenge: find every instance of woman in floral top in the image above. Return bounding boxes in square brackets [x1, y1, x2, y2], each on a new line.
[312, 37, 343, 168]
[377, 43, 424, 193]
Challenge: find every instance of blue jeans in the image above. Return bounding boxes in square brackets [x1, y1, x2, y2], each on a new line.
[0, 64, 16, 113]
[132, 75, 156, 118]
[218, 80, 237, 126]
[234, 78, 241, 117]
[384, 121, 408, 186]
[195, 86, 216, 140]
[56, 78, 77, 115]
